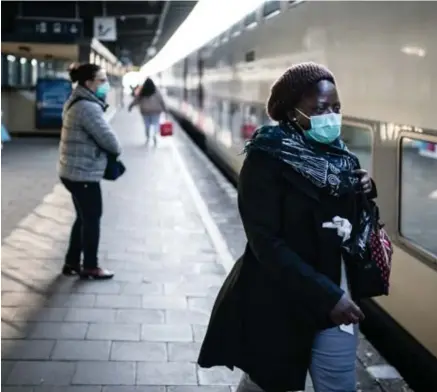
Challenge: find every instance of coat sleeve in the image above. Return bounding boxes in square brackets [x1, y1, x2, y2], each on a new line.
[80, 102, 122, 156]
[238, 150, 344, 320]
[128, 95, 140, 111]
[367, 179, 378, 200]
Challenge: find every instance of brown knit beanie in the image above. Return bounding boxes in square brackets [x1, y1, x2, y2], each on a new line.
[266, 62, 336, 122]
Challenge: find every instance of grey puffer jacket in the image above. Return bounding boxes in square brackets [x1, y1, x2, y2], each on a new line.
[58, 85, 122, 182]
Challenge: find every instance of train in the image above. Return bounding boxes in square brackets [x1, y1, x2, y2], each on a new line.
[154, 1, 437, 390]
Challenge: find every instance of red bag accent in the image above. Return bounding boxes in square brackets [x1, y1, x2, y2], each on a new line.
[369, 225, 393, 293]
[241, 123, 256, 140]
[160, 120, 173, 137]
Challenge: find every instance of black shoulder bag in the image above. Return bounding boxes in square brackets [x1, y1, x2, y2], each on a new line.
[66, 97, 126, 181]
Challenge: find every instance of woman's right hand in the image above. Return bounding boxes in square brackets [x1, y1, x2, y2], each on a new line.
[330, 294, 365, 325]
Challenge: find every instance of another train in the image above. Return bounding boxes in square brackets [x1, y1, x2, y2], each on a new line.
[155, 1, 437, 390]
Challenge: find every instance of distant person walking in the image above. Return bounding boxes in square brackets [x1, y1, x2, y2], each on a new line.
[128, 77, 166, 146]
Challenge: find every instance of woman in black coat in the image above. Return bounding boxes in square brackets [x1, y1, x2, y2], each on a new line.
[197, 62, 383, 392]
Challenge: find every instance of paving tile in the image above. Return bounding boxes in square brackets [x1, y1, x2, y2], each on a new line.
[187, 297, 215, 314]
[73, 281, 122, 294]
[168, 342, 202, 362]
[51, 340, 111, 360]
[12, 307, 68, 322]
[166, 310, 210, 325]
[5, 361, 76, 385]
[29, 322, 88, 339]
[136, 362, 197, 385]
[1, 321, 29, 339]
[87, 323, 141, 341]
[103, 387, 165, 392]
[198, 367, 243, 386]
[1, 339, 55, 360]
[34, 387, 102, 392]
[116, 309, 164, 324]
[47, 294, 96, 308]
[141, 296, 187, 310]
[164, 282, 221, 297]
[167, 387, 232, 392]
[95, 294, 142, 309]
[110, 341, 167, 361]
[1, 292, 47, 307]
[192, 325, 207, 342]
[120, 282, 164, 295]
[111, 271, 144, 283]
[141, 324, 193, 342]
[72, 361, 136, 385]
[65, 308, 117, 322]
[2, 361, 18, 381]
[1, 387, 34, 392]
[2, 306, 18, 321]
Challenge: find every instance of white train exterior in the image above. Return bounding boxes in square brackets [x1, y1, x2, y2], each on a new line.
[157, 1, 437, 388]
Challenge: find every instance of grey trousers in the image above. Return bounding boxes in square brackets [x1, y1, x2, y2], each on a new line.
[235, 325, 359, 392]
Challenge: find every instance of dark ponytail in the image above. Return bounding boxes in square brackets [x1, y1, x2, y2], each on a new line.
[69, 63, 101, 86]
[139, 78, 157, 97]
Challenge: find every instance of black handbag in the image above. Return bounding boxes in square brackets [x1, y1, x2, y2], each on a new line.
[104, 155, 126, 181]
[345, 194, 393, 299]
[66, 97, 126, 181]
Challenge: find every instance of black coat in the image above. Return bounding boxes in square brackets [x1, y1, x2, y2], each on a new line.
[197, 149, 378, 392]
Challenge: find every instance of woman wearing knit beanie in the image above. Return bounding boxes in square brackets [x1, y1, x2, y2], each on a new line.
[198, 62, 382, 392]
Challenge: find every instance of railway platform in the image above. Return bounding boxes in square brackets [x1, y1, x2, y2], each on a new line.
[1, 108, 409, 392]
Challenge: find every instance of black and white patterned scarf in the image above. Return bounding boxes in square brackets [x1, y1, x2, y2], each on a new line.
[244, 121, 371, 257]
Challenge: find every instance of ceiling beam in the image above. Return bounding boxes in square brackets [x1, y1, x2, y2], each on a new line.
[117, 29, 155, 37]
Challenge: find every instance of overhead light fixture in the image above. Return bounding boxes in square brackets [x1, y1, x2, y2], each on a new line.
[401, 45, 426, 57]
[147, 47, 157, 57]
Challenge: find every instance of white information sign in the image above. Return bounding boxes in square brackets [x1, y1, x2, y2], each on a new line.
[93, 17, 117, 41]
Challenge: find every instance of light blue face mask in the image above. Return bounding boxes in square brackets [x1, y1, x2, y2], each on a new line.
[296, 109, 342, 144]
[95, 82, 110, 100]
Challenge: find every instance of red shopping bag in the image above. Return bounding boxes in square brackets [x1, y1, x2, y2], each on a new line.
[160, 120, 173, 137]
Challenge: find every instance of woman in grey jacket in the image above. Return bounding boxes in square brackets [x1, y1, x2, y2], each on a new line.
[58, 63, 122, 280]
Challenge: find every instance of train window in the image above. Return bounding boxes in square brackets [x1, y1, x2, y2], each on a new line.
[244, 11, 257, 29]
[400, 137, 437, 257]
[241, 104, 259, 141]
[341, 122, 373, 173]
[230, 23, 241, 37]
[1, 55, 7, 87]
[263, 1, 281, 18]
[261, 106, 276, 126]
[38, 62, 46, 78]
[30, 59, 38, 85]
[19, 58, 29, 86]
[7, 55, 18, 86]
[218, 100, 232, 147]
[230, 102, 242, 143]
[245, 51, 255, 63]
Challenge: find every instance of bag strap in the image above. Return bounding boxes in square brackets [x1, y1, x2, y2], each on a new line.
[65, 96, 115, 157]
[66, 97, 85, 112]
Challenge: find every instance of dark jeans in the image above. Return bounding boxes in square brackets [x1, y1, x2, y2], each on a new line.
[61, 178, 102, 269]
